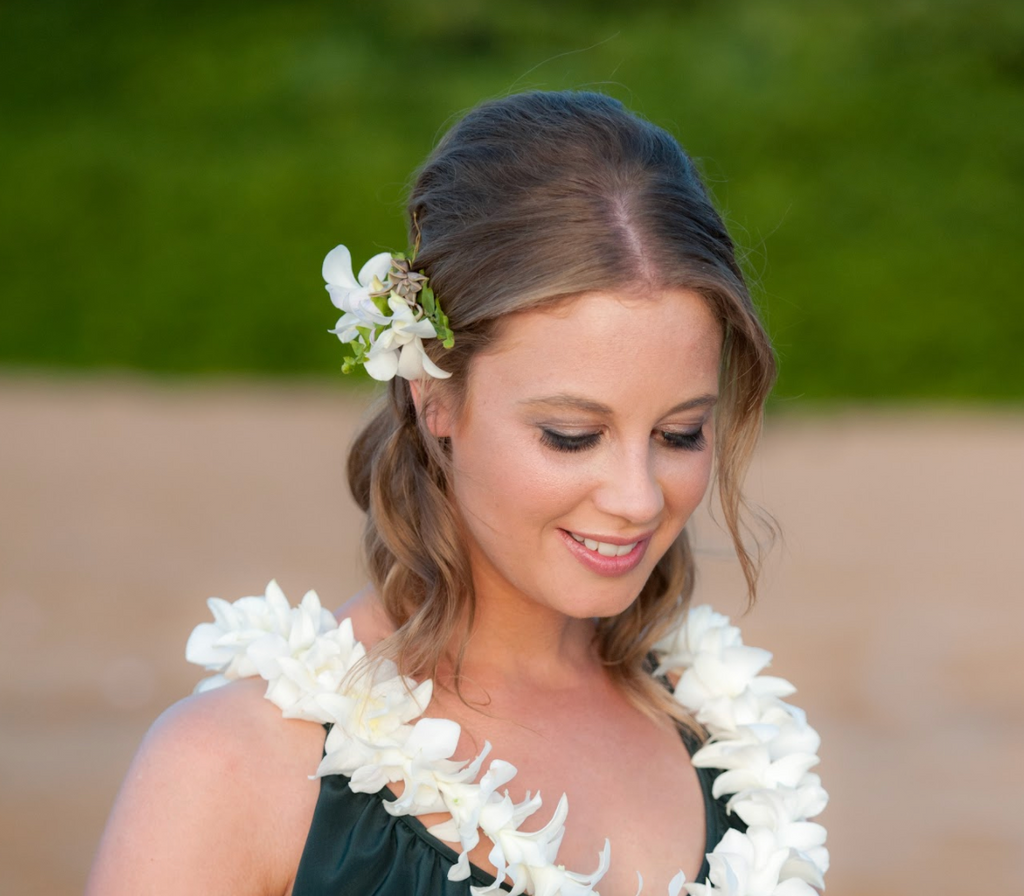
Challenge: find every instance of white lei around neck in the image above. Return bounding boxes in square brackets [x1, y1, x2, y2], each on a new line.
[186, 582, 829, 896]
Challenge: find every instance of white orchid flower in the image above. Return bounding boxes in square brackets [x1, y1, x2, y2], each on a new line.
[475, 793, 571, 896]
[264, 621, 367, 722]
[654, 605, 735, 673]
[529, 837, 610, 896]
[433, 756, 520, 882]
[323, 244, 392, 324]
[693, 733, 820, 800]
[727, 783, 829, 830]
[315, 669, 435, 788]
[720, 789, 828, 890]
[431, 746, 498, 842]
[186, 581, 344, 700]
[688, 827, 817, 896]
[363, 294, 452, 381]
[379, 717, 465, 817]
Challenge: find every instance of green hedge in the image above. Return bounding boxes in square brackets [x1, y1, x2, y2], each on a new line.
[2, 0, 1022, 399]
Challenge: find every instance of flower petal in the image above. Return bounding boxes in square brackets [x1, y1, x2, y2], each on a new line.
[394, 337, 451, 381]
[329, 313, 363, 343]
[405, 717, 461, 761]
[325, 284, 362, 312]
[358, 251, 393, 288]
[397, 342, 426, 380]
[185, 622, 233, 668]
[420, 348, 452, 380]
[405, 318, 438, 339]
[387, 294, 417, 320]
[363, 348, 399, 381]
[322, 245, 359, 288]
[773, 879, 819, 896]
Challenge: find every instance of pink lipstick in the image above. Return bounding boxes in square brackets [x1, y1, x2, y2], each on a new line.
[557, 529, 651, 577]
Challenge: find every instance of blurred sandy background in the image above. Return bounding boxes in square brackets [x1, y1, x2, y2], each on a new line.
[1, 376, 1022, 895]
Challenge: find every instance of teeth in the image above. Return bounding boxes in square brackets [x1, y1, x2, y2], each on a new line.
[570, 532, 638, 557]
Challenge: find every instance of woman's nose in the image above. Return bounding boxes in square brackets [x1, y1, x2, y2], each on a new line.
[592, 443, 664, 525]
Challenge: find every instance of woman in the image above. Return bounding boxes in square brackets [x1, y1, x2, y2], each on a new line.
[87, 91, 827, 895]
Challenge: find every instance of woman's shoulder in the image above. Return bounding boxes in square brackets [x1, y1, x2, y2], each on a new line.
[156, 674, 327, 774]
[334, 584, 392, 643]
[137, 679, 326, 830]
[86, 662, 326, 895]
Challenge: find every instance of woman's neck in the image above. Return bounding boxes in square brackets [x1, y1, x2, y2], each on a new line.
[451, 580, 603, 693]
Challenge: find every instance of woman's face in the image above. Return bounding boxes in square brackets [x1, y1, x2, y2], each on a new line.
[439, 288, 722, 623]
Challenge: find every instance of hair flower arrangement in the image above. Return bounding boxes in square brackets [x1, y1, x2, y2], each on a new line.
[323, 244, 454, 381]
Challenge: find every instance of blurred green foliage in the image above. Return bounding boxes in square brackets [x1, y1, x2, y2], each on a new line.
[1, 0, 1022, 399]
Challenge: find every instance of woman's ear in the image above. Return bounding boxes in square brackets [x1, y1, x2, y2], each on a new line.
[409, 380, 453, 438]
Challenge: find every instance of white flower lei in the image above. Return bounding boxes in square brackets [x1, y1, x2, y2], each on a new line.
[187, 582, 829, 896]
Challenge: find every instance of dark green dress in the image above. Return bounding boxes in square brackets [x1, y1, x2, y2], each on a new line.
[292, 729, 738, 894]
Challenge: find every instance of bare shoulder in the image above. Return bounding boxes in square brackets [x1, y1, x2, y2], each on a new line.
[87, 678, 326, 896]
[335, 585, 393, 645]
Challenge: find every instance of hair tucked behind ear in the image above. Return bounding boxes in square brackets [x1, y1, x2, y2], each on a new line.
[345, 90, 776, 724]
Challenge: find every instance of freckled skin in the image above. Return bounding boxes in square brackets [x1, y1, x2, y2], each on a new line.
[437, 288, 722, 629]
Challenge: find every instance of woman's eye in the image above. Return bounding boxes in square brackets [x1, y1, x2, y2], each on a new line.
[540, 429, 602, 453]
[661, 428, 707, 451]
[541, 427, 707, 453]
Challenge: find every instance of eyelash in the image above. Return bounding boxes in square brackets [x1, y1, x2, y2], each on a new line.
[540, 430, 601, 453]
[540, 428, 707, 454]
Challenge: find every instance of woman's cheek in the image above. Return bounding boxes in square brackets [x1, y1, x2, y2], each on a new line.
[454, 429, 562, 532]
[663, 454, 715, 522]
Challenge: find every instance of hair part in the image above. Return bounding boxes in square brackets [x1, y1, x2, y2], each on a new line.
[346, 90, 777, 727]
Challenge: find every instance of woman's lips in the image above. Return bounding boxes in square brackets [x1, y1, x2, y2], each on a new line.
[558, 529, 651, 576]
[568, 531, 638, 556]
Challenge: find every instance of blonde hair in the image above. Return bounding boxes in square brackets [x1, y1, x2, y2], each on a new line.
[346, 91, 776, 722]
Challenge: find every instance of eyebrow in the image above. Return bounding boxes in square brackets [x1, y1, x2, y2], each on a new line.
[518, 393, 719, 415]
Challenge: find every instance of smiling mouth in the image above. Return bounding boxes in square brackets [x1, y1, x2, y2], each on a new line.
[568, 532, 639, 557]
